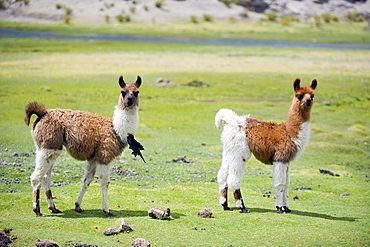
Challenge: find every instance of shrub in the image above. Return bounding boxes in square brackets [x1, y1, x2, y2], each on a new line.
[143, 5, 149, 11]
[130, 6, 136, 13]
[65, 8, 72, 15]
[116, 14, 130, 23]
[332, 16, 339, 22]
[280, 17, 291, 26]
[347, 12, 356, 22]
[155, 0, 164, 8]
[23, 0, 29, 5]
[240, 10, 248, 18]
[314, 16, 321, 28]
[64, 15, 71, 24]
[190, 15, 198, 24]
[56, 4, 62, 9]
[322, 13, 332, 23]
[265, 12, 277, 21]
[229, 16, 236, 23]
[0, 0, 6, 9]
[356, 15, 365, 22]
[105, 15, 110, 23]
[219, 0, 232, 7]
[203, 14, 213, 22]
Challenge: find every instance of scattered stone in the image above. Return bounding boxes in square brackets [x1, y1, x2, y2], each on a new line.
[148, 207, 171, 220]
[340, 192, 350, 196]
[191, 226, 198, 230]
[154, 78, 178, 87]
[35, 239, 59, 247]
[197, 208, 213, 218]
[295, 187, 312, 191]
[322, 101, 331, 106]
[319, 169, 340, 177]
[169, 156, 192, 163]
[293, 195, 299, 200]
[187, 80, 209, 87]
[131, 238, 151, 247]
[103, 218, 133, 235]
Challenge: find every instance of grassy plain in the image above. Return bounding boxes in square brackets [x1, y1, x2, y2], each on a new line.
[0, 22, 369, 246]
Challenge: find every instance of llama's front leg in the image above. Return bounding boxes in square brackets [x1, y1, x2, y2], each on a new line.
[273, 162, 291, 214]
[98, 164, 114, 217]
[31, 149, 61, 217]
[75, 160, 97, 213]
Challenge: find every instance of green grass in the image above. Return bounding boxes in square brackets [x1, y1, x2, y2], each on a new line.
[0, 34, 369, 246]
[1, 20, 370, 44]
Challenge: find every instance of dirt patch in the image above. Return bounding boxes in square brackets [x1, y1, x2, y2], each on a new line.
[0, 229, 16, 247]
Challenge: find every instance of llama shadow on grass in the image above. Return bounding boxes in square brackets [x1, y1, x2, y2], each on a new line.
[249, 207, 357, 222]
[49, 209, 186, 219]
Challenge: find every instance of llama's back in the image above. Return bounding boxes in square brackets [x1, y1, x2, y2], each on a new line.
[31, 107, 124, 164]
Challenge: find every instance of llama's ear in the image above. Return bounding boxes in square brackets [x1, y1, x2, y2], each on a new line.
[119, 76, 126, 88]
[310, 79, 317, 90]
[135, 76, 142, 88]
[293, 78, 301, 91]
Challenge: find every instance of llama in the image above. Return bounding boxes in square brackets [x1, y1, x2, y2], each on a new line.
[215, 78, 317, 214]
[24, 75, 143, 217]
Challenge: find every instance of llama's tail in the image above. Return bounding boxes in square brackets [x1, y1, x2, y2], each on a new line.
[24, 102, 47, 126]
[215, 108, 240, 129]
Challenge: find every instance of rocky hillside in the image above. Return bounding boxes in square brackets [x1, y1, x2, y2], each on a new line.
[0, 0, 369, 24]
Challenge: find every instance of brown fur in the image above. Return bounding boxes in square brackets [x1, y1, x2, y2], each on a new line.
[245, 79, 316, 165]
[27, 106, 124, 165]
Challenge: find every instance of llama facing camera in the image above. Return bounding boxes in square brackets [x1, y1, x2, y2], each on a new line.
[24, 75, 144, 217]
[215, 78, 317, 214]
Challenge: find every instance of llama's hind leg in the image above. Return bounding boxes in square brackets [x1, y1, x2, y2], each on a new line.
[97, 164, 114, 217]
[217, 164, 231, 211]
[75, 160, 97, 213]
[30, 149, 61, 217]
[226, 153, 250, 213]
[273, 162, 291, 213]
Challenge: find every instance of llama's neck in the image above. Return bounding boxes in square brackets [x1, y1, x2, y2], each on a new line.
[286, 101, 312, 160]
[113, 106, 139, 144]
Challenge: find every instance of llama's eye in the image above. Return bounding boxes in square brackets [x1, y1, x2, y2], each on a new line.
[296, 94, 303, 100]
[133, 91, 139, 97]
[121, 91, 126, 97]
[311, 95, 315, 99]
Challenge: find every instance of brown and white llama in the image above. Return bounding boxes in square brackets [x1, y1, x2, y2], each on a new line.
[215, 78, 317, 214]
[24, 76, 143, 217]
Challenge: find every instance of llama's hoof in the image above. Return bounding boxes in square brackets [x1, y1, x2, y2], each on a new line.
[75, 207, 84, 213]
[240, 208, 250, 213]
[36, 213, 45, 217]
[105, 211, 115, 217]
[276, 206, 285, 214]
[283, 206, 292, 213]
[49, 207, 62, 213]
[223, 207, 232, 211]
[276, 206, 291, 214]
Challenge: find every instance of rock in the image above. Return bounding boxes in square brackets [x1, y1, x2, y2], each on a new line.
[148, 207, 170, 220]
[197, 208, 213, 218]
[154, 78, 178, 87]
[103, 218, 133, 235]
[187, 80, 209, 87]
[34, 239, 59, 247]
[103, 227, 120, 236]
[131, 238, 151, 247]
[340, 192, 350, 196]
[293, 195, 299, 200]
